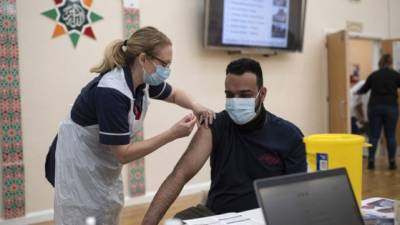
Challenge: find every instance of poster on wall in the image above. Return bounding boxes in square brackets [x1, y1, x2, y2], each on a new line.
[42, 0, 103, 48]
[393, 41, 400, 73]
[123, 0, 139, 8]
[121, 0, 146, 197]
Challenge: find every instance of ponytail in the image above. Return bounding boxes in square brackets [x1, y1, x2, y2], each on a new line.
[91, 27, 171, 74]
[90, 40, 126, 74]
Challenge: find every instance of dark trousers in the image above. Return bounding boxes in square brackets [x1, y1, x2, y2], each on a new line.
[368, 105, 398, 162]
[351, 117, 361, 134]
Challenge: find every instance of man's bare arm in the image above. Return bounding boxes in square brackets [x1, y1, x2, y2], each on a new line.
[141, 126, 212, 225]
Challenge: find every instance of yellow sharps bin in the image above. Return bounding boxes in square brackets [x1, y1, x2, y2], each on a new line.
[304, 134, 369, 205]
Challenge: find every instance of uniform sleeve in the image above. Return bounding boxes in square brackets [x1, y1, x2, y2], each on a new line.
[95, 88, 131, 145]
[283, 125, 307, 174]
[149, 82, 172, 99]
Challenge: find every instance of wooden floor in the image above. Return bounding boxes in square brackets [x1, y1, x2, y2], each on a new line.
[362, 157, 400, 199]
[34, 157, 400, 225]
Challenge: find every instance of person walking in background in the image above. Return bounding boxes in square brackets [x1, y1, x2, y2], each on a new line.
[357, 54, 400, 170]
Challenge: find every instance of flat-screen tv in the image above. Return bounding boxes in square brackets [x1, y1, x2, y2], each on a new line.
[204, 0, 307, 53]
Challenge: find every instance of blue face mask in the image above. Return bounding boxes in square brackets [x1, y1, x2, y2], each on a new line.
[143, 64, 170, 86]
[225, 92, 260, 125]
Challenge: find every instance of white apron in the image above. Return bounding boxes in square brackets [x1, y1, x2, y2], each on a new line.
[54, 84, 150, 225]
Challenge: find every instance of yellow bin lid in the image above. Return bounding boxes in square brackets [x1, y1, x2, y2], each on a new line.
[304, 134, 365, 145]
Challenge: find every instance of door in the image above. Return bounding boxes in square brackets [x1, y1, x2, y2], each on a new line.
[327, 30, 350, 133]
[382, 39, 400, 72]
[349, 39, 374, 81]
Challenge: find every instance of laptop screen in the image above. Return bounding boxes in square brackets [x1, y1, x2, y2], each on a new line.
[254, 168, 365, 225]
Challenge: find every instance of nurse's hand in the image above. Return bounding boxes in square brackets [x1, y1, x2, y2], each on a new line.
[170, 114, 197, 139]
[192, 103, 216, 128]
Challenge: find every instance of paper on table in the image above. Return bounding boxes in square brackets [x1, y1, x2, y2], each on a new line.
[184, 211, 264, 225]
[395, 200, 400, 225]
[361, 197, 395, 219]
[238, 208, 266, 225]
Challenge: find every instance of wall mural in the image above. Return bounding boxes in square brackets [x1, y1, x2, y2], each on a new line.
[0, 0, 25, 219]
[42, 0, 103, 48]
[122, 0, 146, 197]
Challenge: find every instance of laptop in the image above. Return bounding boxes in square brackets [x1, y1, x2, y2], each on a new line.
[254, 168, 365, 225]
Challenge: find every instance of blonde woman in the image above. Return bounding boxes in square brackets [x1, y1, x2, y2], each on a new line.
[45, 26, 214, 225]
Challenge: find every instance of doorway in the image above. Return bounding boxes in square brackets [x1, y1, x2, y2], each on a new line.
[327, 30, 400, 156]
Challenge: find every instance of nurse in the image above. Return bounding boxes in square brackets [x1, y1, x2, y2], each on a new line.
[45, 26, 214, 225]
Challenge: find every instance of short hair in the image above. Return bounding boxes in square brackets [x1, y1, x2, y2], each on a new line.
[226, 58, 263, 88]
[378, 54, 393, 69]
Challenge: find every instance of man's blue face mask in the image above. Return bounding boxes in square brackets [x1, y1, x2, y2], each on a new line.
[143, 62, 170, 86]
[225, 91, 261, 125]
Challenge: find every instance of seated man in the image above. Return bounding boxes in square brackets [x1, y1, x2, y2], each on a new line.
[142, 58, 307, 225]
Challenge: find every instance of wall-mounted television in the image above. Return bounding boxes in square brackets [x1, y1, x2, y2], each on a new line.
[204, 0, 307, 53]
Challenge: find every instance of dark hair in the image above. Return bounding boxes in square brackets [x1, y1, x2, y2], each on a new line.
[378, 54, 393, 69]
[226, 58, 263, 88]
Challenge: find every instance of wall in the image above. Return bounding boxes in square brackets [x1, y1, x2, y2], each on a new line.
[16, 0, 125, 215]
[8, 0, 397, 218]
[389, 0, 400, 38]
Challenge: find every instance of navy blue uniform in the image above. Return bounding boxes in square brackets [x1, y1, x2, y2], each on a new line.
[206, 107, 307, 214]
[45, 66, 172, 186]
